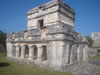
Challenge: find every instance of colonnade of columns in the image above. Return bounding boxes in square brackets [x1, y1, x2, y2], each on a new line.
[11, 43, 88, 65]
[12, 44, 47, 61]
[69, 44, 88, 64]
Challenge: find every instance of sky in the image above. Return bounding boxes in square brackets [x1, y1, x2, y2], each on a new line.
[0, 0, 100, 36]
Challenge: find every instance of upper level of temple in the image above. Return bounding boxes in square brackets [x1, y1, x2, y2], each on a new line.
[7, 0, 88, 44]
[27, 0, 75, 30]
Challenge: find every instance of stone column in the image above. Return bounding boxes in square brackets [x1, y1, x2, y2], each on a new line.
[29, 45, 34, 60]
[21, 45, 25, 59]
[83, 45, 88, 61]
[70, 45, 74, 64]
[7, 43, 13, 57]
[16, 45, 20, 58]
[63, 43, 70, 66]
[37, 45, 43, 61]
[70, 44, 78, 64]
[77, 45, 81, 61]
[57, 41, 65, 66]
[77, 44, 84, 61]
[12, 45, 14, 57]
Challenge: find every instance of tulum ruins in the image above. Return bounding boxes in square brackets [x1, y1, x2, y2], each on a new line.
[6, 0, 89, 71]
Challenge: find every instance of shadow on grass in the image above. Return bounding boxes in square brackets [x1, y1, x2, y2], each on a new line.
[0, 63, 10, 67]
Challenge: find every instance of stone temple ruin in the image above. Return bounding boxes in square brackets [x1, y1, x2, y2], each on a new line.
[6, 0, 88, 71]
[91, 32, 100, 46]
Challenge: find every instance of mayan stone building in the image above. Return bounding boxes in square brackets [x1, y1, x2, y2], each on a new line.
[91, 32, 100, 46]
[6, 0, 88, 71]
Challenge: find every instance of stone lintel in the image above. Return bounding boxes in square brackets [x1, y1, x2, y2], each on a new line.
[28, 44, 35, 48]
[11, 40, 48, 44]
[48, 38, 73, 41]
[46, 32, 73, 35]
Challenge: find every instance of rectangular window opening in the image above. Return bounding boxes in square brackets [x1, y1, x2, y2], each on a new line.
[38, 19, 44, 28]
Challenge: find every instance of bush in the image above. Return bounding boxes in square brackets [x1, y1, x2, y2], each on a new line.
[0, 30, 6, 53]
[86, 36, 94, 47]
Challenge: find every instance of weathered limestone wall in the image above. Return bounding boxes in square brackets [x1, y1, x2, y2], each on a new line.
[91, 32, 100, 46]
[83, 45, 88, 61]
[27, 4, 59, 29]
[77, 44, 84, 61]
[44, 12, 59, 26]
[70, 44, 78, 64]
[6, 43, 12, 57]
[47, 40, 88, 70]
[59, 13, 74, 26]
[88, 48, 98, 57]
[47, 41, 65, 70]
[27, 12, 59, 29]
[24, 31, 28, 40]
[62, 41, 71, 66]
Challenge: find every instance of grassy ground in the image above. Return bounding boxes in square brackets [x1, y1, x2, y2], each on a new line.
[0, 53, 74, 75]
[91, 55, 100, 59]
[91, 46, 100, 48]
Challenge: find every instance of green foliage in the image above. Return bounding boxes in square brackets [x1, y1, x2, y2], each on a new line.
[0, 30, 6, 53]
[0, 30, 6, 45]
[86, 36, 94, 47]
[0, 54, 74, 75]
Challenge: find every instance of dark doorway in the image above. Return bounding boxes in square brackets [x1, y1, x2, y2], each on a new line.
[38, 19, 44, 28]
[42, 45, 47, 61]
[12, 45, 16, 57]
[25, 45, 29, 58]
[34, 46, 37, 59]
[19, 46, 21, 57]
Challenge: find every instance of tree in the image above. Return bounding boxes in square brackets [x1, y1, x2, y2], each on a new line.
[86, 36, 94, 47]
[0, 30, 6, 53]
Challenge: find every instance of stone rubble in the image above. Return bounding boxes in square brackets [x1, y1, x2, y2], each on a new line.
[64, 59, 100, 75]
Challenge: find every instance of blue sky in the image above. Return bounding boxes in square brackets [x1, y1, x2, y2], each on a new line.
[0, 0, 100, 36]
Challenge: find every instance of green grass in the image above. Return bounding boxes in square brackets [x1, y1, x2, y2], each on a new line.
[91, 46, 100, 48]
[0, 53, 74, 75]
[91, 55, 100, 59]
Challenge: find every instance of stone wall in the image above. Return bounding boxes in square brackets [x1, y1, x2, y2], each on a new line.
[91, 32, 100, 46]
[88, 48, 100, 56]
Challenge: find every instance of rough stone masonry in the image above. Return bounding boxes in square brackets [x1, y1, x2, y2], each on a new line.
[6, 0, 88, 71]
